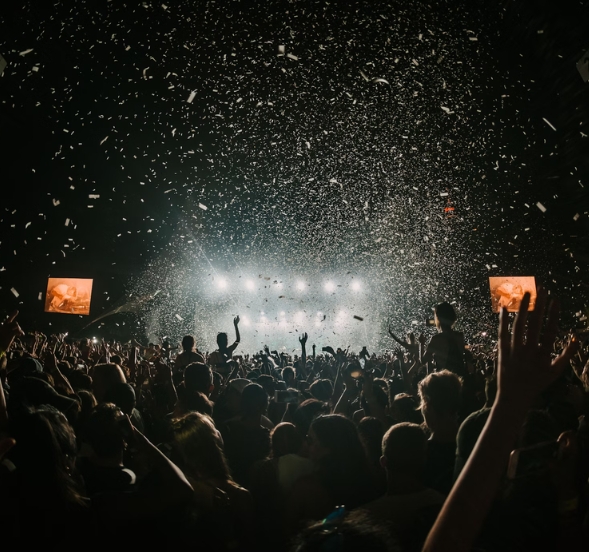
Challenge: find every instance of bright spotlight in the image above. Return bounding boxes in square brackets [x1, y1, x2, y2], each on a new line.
[242, 316, 250, 327]
[280, 311, 286, 316]
[324, 281, 335, 292]
[246, 280, 255, 291]
[217, 278, 227, 290]
[296, 281, 306, 291]
[351, 281, 361, 291]
[294, 311, 304, 324]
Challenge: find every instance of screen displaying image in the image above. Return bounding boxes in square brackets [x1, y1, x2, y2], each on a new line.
[45, 278, 93, 315]
[489, 276, 536, 313]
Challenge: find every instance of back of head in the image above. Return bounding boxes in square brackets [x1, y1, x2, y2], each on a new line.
[177, 388, 213, 416]
[8, 407, 83, 508]
[217, 332, 229, 350]
[103, 383, 136, 415]
[293, 399, 330, 437]
[240, 383, 268, 417]
[181, 335, 195, 352]
[310, 379, 333, 402]
[382, 422, 427, 475]
[282, 366, 295, 381]
[434, 302, 457, 330]
[271, 422, 303, 458]
[184, 362, 212, 394]
[84, 403, 125, 460]
[391, 393, 423, 424]
[310, 415, 369, 492]
[418, 370, 462, 416]
[257, 374, 276, 397]
[92, 363, 126, 403]
[358, 417, 385, 461]
[171, 411, 231, 482]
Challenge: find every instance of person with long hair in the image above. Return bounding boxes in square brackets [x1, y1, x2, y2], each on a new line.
[170, 411, 254, 550]
[286, 414, 379, 535]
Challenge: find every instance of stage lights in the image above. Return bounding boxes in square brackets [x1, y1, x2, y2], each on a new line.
[245, 280, 255, 291]
[324, 281, 335, 292]
[351, 281, 361, 291]
[216, 278, 228, 290]
[296, 281, 306, 291]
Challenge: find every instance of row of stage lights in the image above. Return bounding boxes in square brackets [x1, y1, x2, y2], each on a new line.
[240, 309, 353, 328]
[214, 279, 362, 293]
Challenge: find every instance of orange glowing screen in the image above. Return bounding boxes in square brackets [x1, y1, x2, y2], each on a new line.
[45, 278, 93, 316]
[489, 276, 537, 313]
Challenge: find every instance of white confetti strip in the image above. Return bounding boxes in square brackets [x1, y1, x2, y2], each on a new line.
[175, 314, 183, 321]
[542, 118, 557, 131]
[187, 91, 196, 103]
[19, 48, 34, 56]
[536, 202, 547, 213]
[10, 288, 19, 297]
[573, 213, 580, 221]
[198, 203, 208, 210]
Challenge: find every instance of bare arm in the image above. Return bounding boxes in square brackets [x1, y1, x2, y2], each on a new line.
[423, 291, 578, 552]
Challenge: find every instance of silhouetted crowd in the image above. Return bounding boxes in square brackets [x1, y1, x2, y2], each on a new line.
[0, 296, 588, 551]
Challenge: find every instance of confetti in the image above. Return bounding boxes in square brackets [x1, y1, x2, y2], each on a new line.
[187, 91, 196, 103]
[10, 288, 19, 298]
[542, 118, 557, 131]
[536, 202, 547, 213]
[19, 48, 33, 56]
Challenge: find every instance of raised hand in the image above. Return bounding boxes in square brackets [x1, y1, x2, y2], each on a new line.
[0, 311, 24, 353]
[234, 315, 240, 326]
[497, 290, 578, 409]
[299, 332, 308, 346]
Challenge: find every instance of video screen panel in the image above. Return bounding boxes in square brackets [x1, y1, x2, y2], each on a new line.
[489, 276, 536, 313]
[45, 278, 93, 316]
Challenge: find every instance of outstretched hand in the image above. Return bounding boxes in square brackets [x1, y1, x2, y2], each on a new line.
[299, 332, 308, 346]
[0, 311, 24, 353]
[234, 315, 240, 326]
[497, 290, 578, 409]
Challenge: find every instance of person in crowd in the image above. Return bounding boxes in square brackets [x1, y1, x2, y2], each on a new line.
[418, 369, 462, 495]
[173, 335, 205, 382]
[207, 316, 241, 377]
[360, 422, 445, 552]
[286, 414, 380, 534]
[421, 302, 466, 376]
[221, 382, 271, 487]
[169, 411, 254, 550]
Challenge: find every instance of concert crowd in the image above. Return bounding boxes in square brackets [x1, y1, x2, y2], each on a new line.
[0, 292, 588, 551]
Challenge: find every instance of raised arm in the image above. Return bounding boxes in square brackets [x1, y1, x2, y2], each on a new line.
[234, 316, 241, 345]
[422, 290, 578, 552]
[299, 332, 308, 378]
